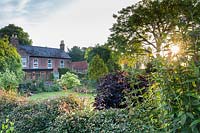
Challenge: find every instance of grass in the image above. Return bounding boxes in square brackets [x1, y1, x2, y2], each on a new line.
[28, 89, 95, 103]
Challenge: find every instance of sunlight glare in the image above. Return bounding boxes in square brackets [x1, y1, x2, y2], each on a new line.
[170, 45, 180, 55]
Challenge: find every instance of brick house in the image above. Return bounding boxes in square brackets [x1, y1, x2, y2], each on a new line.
[11, 36, 71, 80]
[71, 61, 88, 74]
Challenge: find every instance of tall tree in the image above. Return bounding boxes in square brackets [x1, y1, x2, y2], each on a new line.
[68, 46, 85, 62]
[108, 0, 200, 57]
[0, 38, 23, 79]
[86, 45, 121, 72]
[86, 45, 111, 63]
[0, 24, 32, 45]
[88, 55, 108, 80]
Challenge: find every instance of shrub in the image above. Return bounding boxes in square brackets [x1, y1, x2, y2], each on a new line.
[58, 72, 81, 89]
[7, 95, 84, 133]
[150, 59, 200, 132]
[18, 80, 61, 94]
[1, 118, 14, 133]
[0, 69, 21, 91]
[73, 86, 93, 94]
[43, 83, 61, 92]
[94, 71, 131, 110]
[0, 90, 26, 115]
[0, 38, 24, 82]
[0, 90, 26, 131]
[94, 71, 149, 110]
[58, 68, 70, 78]
[126, 71, 149, 106]
[50, 109, 132, 133]
[88, 55, 108, 80]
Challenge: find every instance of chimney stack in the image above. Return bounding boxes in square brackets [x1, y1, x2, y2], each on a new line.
[60, 40, 65, 51]
[10, 34, 19, 47]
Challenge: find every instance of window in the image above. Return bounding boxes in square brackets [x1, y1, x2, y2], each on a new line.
[60, 60, 64, 68]
[21, 57, 27, 67]
[48, 59, 52, 68]
[33, 58, 38, 68]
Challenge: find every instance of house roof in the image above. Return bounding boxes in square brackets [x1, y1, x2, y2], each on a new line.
[18, 45, 71, 59]
[71, 61, 88, 70]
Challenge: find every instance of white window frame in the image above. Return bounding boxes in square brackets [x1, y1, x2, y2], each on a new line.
[48, 59, 52, 69]
[60, 60, 64, 68]
[33, 58, 38, 68]
[21, 57, 27, 67]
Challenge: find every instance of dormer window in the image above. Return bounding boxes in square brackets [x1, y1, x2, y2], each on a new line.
[60, 60, 64, 68]
[33, 58, 38, 68]
[48, 59, 52, 68]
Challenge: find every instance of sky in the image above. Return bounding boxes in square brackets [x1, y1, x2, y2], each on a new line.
[0, 0, 139, 49]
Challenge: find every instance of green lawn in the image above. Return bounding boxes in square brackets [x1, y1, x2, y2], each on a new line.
[28, 89, 95, 103]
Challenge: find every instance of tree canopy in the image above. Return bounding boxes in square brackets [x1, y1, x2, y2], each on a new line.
[88, 55, 108, 80]
[0, 24, 32, 45]
[86, 45, 121, 72]
[86, 45, 111, 63]
[108, 0, 200, 58]
[0, 38, 24, 83]
[68, 46, 85, 62]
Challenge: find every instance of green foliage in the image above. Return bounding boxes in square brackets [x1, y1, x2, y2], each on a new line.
[0, 118, 14, 133]
[86, 45, 121, 72]
[0, 70, 20, 91]
[108, 0, 200, 58]
[68, 46, 85, 61]
[0, 24, 32, 45]
[124, 58, 200, 132]
[0, 90, 25, 133]
[0, 90, 26, 124]
[150, 58, 200, 132]
[0, 39, 23, 79]
[58, 72, 81, 89]
[11, 96, 83, 133]
[88, 55, 108, 80]
[48, 109, 132, 133]
[0, 38, 24, 90]
[58, 68, 70, 78]
[0, 95, 84, 133]
[86, 46, 111, 63]
[18, 80, 61, 94]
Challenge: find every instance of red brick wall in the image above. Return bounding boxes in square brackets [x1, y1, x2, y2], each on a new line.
[29, 57, 71, 72]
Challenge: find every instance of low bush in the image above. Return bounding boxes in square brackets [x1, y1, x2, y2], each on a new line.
[0, 69, 22, 91]
[0, 90, 26, 131]
[94, 71, 150, 110]
[58, 72, 81, 89]
[49, 109, 132, 133]
[2, 95, 84, 133]
[1, 118, 15, 133]
[18, 80, 61, 94]
[94, 71, 131, 110]
[58, 68, 70, 78]
[73, 86, 94, 94]
[44, 83, 61, 92]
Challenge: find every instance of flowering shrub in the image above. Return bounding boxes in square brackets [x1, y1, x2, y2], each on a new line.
[58, 72, 81, 89]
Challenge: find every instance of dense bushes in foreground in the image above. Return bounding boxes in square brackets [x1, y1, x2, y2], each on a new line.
[0, 90, 134, 133]
[0, 92, 84, 133]
[50, 109, 132, 133]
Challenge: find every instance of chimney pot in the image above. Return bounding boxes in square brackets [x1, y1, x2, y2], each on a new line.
[60, 40, 65, 51]
[10, 34, 19, 47]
